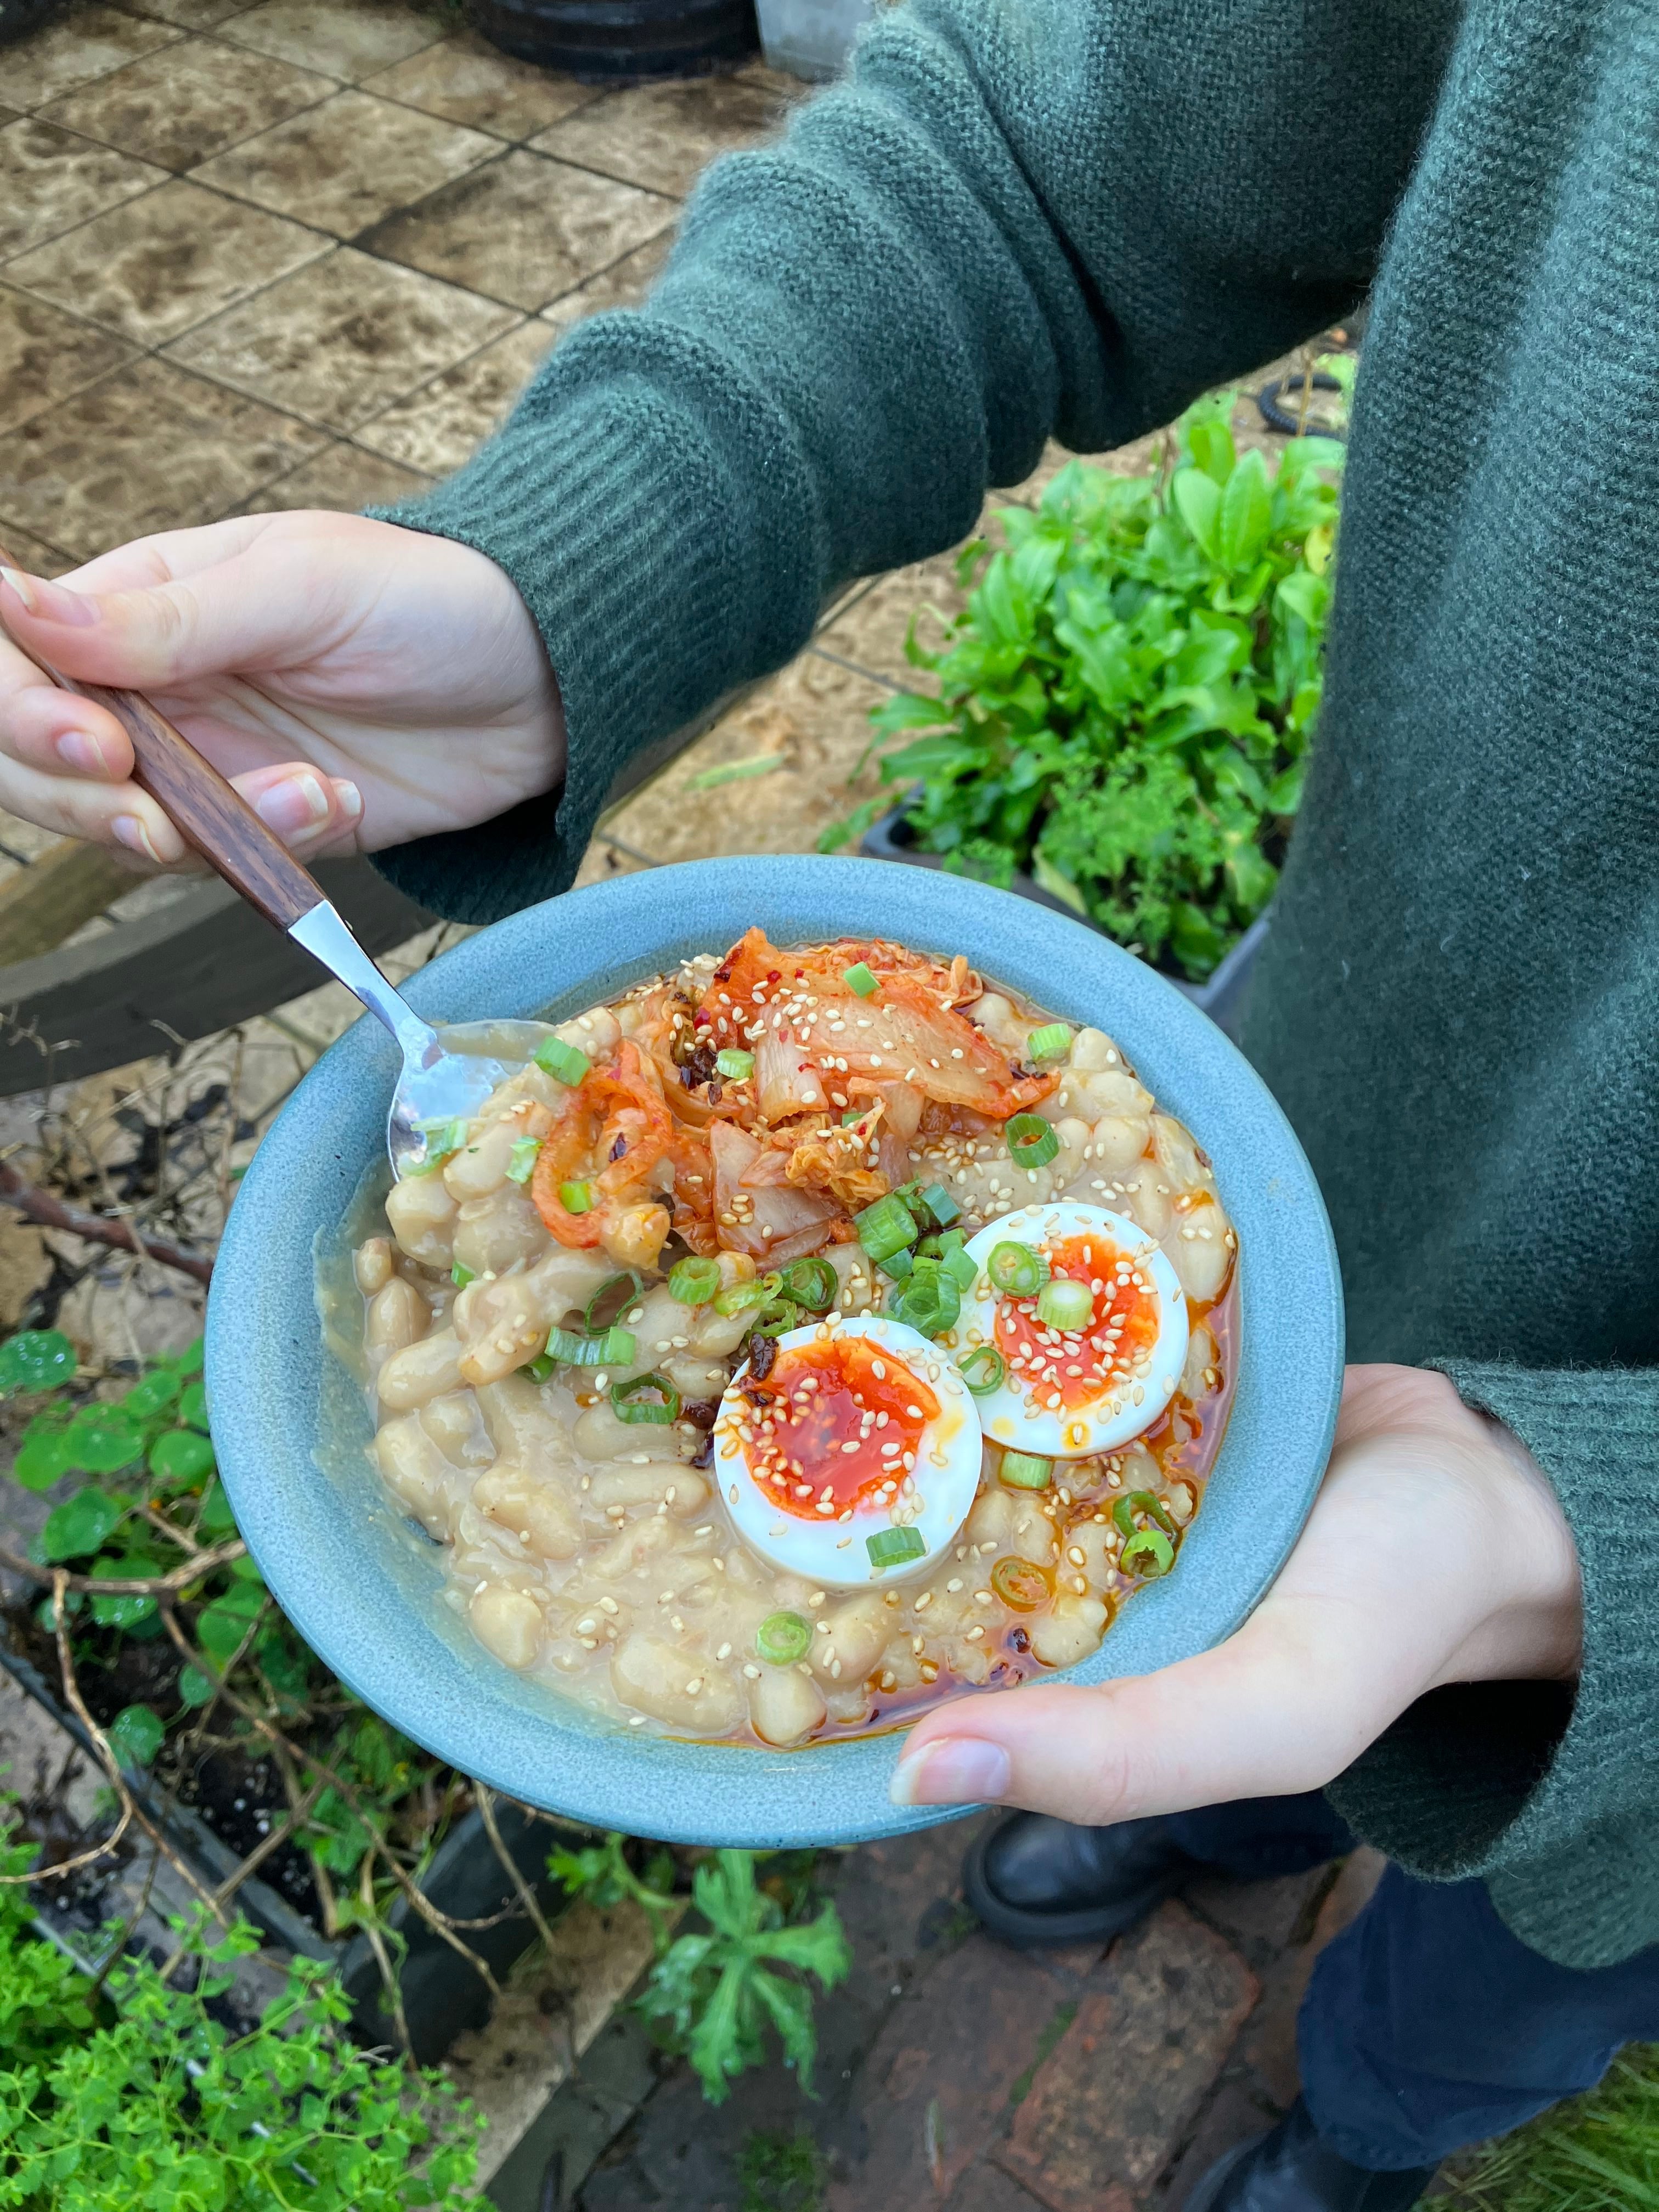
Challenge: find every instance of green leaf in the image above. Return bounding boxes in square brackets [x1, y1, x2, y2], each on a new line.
[108, 1703, 165, 1770]
[124, 1368, 182, 1419]
[195, 1481, 238, 1537]
[1030, 850, 1089, 915]
[1217, 449, 1272, 571]
[0, 1329, 75, 1395]
[41, 1486, 124, 1562]
[149, 1427, 216, 1487]
[176, 1665, 216, 1709]
[1186, 415, 1236, 486]
[1276, 568, 1328, 626]
[178, 1379, 209, 1431]
[1171, 469, 1221, 558]
[64, 1406, 145, 1475]
[196, 1582, 266, 1663]
[13, 1418, 73, 1492]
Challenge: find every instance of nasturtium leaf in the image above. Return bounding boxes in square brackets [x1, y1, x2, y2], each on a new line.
[195, 1482, 238, 1537]
[64, 1407, 144, 1475]
[149, 1429, 216, 1487]
[196, 1583, 266, 1662]
[14, 1420, 73, 1493]
[41, 1486, 124, 1562]
[107, 1703, 165, 1769]
[176, 1665, 216, 1708]
[178, 1380, 209, 1431]
[174, 1338, 205, 1378]
[229, 1552, 265, 1583]
[88, 1554, 162, 1629]
[255, 1628, 310, 1702]
[124, 1369, 182, 1420]
[0, 1329, 75, 1395]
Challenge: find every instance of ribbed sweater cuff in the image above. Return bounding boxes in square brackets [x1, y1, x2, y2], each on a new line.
[362, 353, 817, 924]
[1328, 1362, 1659, 1968]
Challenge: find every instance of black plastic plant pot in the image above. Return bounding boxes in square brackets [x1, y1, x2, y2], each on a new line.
[0, 1641, 569, 2064]
[468, 0, 757, 78]
[860, 803, 1270, 1043]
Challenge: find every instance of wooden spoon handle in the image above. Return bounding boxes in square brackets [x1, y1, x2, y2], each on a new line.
[0, 541, 324, 933]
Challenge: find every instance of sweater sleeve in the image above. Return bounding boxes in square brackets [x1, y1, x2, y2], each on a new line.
[368, 0, 1457, 923]
[1325, 1363, 1659, 1970]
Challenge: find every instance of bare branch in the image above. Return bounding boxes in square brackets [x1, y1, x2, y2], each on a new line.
[0, 1538, 246, 1595]
[0, 1158, 215, 1284]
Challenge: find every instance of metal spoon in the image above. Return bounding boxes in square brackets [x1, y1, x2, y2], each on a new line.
[0, 546, 551, 1175]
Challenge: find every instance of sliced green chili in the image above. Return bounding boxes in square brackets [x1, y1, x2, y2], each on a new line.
[991, 1555, 1051, 1609]
[1112, 1491, 1178, 1540]
[714, 1273, 780, 1318]
[988, 1241, 1049, 1296]
[751, 1299, 803, 1339]
[866, 1526, 926, 1570]
[781, 1256, 837, 1311]
[534, 1036, 591, 1086]
[668, 1256, 722, 1306]
[610, 1372, 681, 1424]
[1007, 1113, 1060, 1170]
[1120, 1527, 1175, 1577]
[756, 1610, 812, 1664]
[958, 1345, 1007, 1396]
[1000, 1450, 1053, 1491]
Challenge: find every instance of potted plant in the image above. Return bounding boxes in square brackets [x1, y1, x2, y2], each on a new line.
[830, 388, 1346, 1035]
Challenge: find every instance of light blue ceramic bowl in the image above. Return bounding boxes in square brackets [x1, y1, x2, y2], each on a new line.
[207, 856, 1342, 1848]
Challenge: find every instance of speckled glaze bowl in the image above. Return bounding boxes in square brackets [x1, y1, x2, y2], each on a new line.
[206, 856, 1343, 1848]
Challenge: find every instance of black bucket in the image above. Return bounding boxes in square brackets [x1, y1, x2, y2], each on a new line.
[469, 0, 759, 80]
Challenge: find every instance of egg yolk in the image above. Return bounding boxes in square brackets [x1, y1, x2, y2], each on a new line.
[731, 1336, 940, 1521]
[995, 1233, 1164, 1413]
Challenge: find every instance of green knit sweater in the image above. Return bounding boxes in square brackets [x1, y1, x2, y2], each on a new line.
[374, 0, 1659, 1968]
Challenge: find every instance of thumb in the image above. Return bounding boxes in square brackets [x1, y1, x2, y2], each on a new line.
[887, 1598, 1396, 1824]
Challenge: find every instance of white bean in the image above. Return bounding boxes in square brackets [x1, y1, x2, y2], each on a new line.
[472, 1466, 582, 1560]
[1113, 1159, 1172, 1239]
[586, 1463, 710, 1516]
[1087, 1114, 1152, 1174]
[591, 1513, 679, 1580]
[1082, 1068, 1155, 1118]
[748, 1665, 827, 1746]
[1164, 1193, 1233, 1302]
[611, 1634, 743, 1731]
[470, 1583, 543, 1669]
[366, 1276, 427, 1358]
[572, 1402, 693, 1464]
[377, 1329, 465, 1412]
[353, 1237, 393, 1294]
[1027, 1591, 1108, 1667]
[419, 1391, 494, 1466]
[452, 1186, 549, 1278]
[385, 1173, 458, 1267]
[809, 1594, 889, 1685]
[442, 1116, 523, 1202]
[373, 1416, 461, 1538]
[1068, 1026, 1120, 1073]
[1153, 1113, 1217, 1198]
[964, 992, 1024, 1053]
[1179, 1323, 1220, 1401]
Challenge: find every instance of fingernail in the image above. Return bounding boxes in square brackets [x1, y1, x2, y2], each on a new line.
[335, 778, 363, 822]
[889, 1737, 1011, 1807]
[54, 729, 108, 776]
[112, 814, 163, 865]
[255, 772, 330, 836]
[0, 568, 95, 626]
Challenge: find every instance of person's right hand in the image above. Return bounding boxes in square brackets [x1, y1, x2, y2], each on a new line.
[0, 511, 565, 872]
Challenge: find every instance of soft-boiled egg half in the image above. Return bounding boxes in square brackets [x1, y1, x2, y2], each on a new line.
[957, 1203, 1189, 1457]
[712, 1312, 983, 1589]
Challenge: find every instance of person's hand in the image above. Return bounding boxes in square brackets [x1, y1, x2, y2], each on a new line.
[0, 512, 563, 871]
[890, 1364, 1583, 1819]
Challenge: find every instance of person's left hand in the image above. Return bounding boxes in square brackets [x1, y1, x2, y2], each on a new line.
[889, 1364, 1583, 1818]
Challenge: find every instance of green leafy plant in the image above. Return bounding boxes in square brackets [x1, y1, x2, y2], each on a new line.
[825, 397, 1345, 980]
[1440, 2046, 1659, 2210]
[552, 1839, 850, 2105]
[738, 2128, 829, 2212]
[0, 1813, 481, 2208]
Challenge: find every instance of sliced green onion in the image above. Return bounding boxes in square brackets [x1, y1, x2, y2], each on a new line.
[520, 1353, 555, 1384]
[714, 1047, 755, 1080]
[842, 961, 879, 998]
[714, 1274, 778, 1318]
[1113, 1491, 1178, 1540]
[855, 1192, 919, 1263]
[1036, 1278, 1094, 1331]
[918, 1183, 962, 1229]
[894, 1261, 960, 1338]
[936, 1234, 978, 1291]
[408, 1116, 468, 1174]
[878, 1246, 915, 1284]
[1120, 1527, 1175, 1578]
[545, 1324, 636, 1368]
[781, 1256, 837, 1312]
[1000, 1451, 1053, 1491]
[585, 1271, 645, 1333]
[1007, 1114, 1059, 1170]
[756, 1610, 812, 1664]
[558, 1180, 594, 1215]
[1026, 1023, 1072, 1062]
[533, 1036, 591, 1086]
[450, 1263, 475, 1289]
[668, 1256, 722, 1306]
[958, 1346, 1007, 1396]
[841, 1105, 867, 1126]
[866, 1525, 926, 1570]
[611, 1372, 681, 1425]
[988, 1242, 1049, 1296]
[505, 1136, 540, 1184]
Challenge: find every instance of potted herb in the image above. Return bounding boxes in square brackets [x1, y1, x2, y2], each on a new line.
[831, 392, 1345, 1031]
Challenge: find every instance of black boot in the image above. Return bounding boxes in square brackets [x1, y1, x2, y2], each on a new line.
[1184, 2100, 1438, 2212]
[964, 1809, 1205, 1949]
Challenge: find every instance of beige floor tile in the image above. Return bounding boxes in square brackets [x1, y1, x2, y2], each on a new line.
[814, 548, 970, 685]
[0, 105, 18, 128]
[541, 229, 672, 333]
[602, 652, 890, 865]
[193, 86, 496, 236]
[354, 318, 550, 475]
[43, 38, 333, 172]
[1, 4, 180, 108]
[0, 357, 322, 560]
[363, 29, 598, 141]
[219, 0, 447, 81]
[0, 283, 136, 435]
[165, 245, 517, 428]
[5, 176, 328, 346]
[0, 518, 75, 572]
[0, 116, 166, 262]
[123, 0, 262, 24]
[229, 439, 433, 514]
[359, 145, 674, 311]
[529, 75, 782, 199]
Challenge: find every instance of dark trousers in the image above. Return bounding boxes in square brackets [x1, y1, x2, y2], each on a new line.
[1166, 1795, 1659, 2171]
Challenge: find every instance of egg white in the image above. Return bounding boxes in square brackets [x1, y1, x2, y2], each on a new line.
[956, 1202, 1189, 1457]
[712, 1312, 983, 1589]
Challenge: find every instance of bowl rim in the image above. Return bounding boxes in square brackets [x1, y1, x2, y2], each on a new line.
[207, 854, 1343, 1849]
